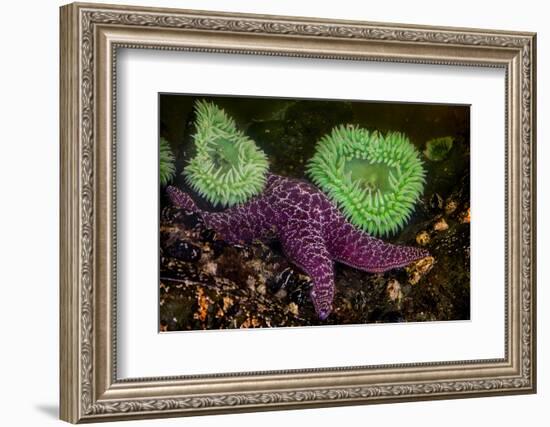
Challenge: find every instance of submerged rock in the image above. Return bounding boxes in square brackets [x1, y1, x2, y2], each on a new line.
[159, 192, 469, 329]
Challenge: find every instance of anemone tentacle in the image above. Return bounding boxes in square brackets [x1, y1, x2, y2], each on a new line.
[183, 100, 269, 207]
[306, 125, 426, 237]
[159, 137, 176, 187]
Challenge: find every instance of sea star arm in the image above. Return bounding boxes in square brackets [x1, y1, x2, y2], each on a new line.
[280, 223, 335, 320]
[167, 185, 271, 244]
[328, 220, 429, 273]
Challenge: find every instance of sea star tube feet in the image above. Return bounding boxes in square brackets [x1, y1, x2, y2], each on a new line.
[167, 173, 429, 320]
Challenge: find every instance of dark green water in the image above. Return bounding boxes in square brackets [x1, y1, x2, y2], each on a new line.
[160, 94, 469, 207]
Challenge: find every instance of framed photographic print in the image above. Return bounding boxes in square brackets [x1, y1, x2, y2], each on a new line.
[60, 2, 537, 423]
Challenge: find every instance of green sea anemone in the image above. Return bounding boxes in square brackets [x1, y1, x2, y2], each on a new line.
[159, 137, 176, 187]
[424, 136, 454, 161]
[183, 100, 269, 207]
[307, 125, 426, 237]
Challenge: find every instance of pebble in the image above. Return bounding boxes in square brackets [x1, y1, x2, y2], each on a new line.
[203, 261, 218, 276]
[386, 279, 402, 302]
[222, 296, 234, 312]
[429, 193, 444, 210]
[161, 207, 202, 229]
[287, 282, 311, 307]
[461, 207, 471, 224]
[256, 283, 267, 295]
[433, 218, 449, 232]
[406, 256, 435, 285]
[288, 302, 299, 316]
[235, 244, 254, 260]
[246, 275, 256, 291]
[274, 289, 287, 300]
[165, 240, 201, 262]
[445, 199, 459, 215]
[270, 268, 295, 292]
[252, 243, 273, 262]
[268, 268, 311, 306]
[416, 231, 430, 246]
[179, 212, 203, 229]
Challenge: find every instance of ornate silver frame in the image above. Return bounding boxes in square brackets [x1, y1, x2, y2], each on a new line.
[60, 2, 537, 423]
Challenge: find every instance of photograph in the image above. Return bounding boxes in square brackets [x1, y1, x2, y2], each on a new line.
[159, 95, 471, 331]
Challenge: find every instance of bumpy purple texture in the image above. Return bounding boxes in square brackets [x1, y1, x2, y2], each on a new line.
[167, 174, 429, 320]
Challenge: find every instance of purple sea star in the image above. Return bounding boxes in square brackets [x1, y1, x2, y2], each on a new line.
[167, 173, 429, 320]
